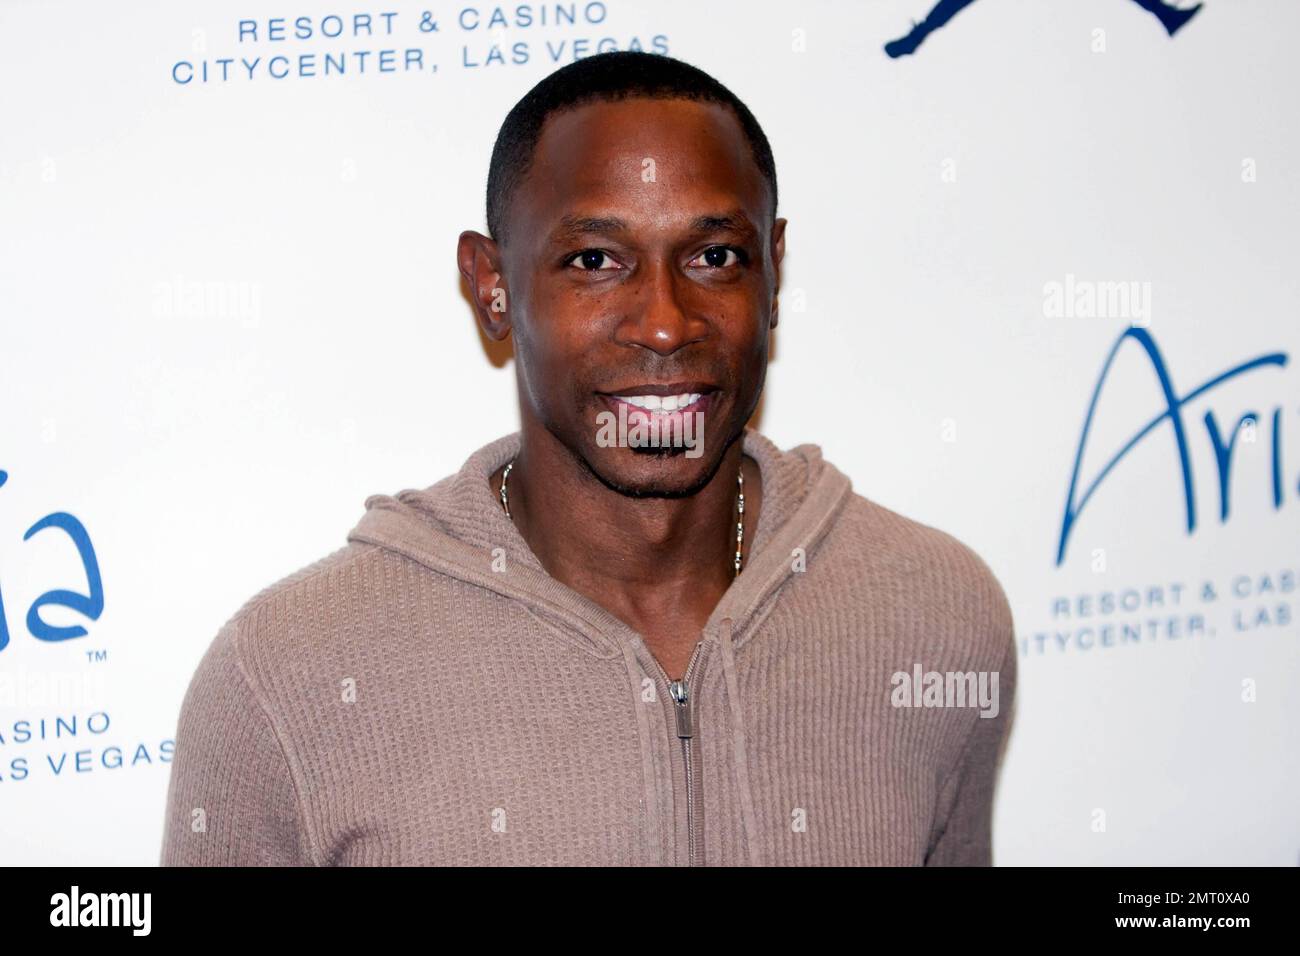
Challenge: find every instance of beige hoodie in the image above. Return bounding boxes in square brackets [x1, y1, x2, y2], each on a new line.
[160, 428, 1016, 866]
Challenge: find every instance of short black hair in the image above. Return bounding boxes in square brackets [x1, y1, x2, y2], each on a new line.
[485, 51, 778, 246]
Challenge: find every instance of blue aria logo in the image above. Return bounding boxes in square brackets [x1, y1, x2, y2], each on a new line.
[0, 470, 104, 652]
[1056, 327, 1290, 566]
[886, 0, 1202, 57]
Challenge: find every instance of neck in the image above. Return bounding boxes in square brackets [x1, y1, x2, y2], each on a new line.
[496, 419, 761, 630]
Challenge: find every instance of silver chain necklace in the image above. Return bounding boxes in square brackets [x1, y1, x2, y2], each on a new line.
[499, 457, 746, 577]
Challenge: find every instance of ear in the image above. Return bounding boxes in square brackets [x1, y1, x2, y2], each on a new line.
[769, 217, 787, 330]
[457, 230, 511, 341]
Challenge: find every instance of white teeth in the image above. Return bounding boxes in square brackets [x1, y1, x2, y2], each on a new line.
[619, 393, 703, 411]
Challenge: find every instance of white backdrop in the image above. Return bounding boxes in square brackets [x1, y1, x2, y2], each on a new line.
[1, 0, 1296, 865]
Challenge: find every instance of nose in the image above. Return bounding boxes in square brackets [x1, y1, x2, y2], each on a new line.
[612, 258, 706, 356]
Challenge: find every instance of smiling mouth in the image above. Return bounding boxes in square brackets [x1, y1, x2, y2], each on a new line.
[597, 383, 718, 419]
[609, 391, 705, 412]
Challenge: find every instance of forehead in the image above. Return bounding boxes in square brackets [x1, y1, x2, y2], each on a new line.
[513, 97, 769, 243]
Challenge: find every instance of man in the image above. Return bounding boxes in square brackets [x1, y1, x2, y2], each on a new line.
[161, 50, 1016, 866]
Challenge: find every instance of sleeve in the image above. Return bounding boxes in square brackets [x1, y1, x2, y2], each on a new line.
[924, 595, 1017, 867]
[159, 618, 317, 866]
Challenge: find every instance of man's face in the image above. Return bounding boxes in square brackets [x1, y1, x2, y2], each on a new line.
[499, 96, 785, 497]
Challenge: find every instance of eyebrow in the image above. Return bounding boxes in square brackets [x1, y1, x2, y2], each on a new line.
[547, 210, 759, 246]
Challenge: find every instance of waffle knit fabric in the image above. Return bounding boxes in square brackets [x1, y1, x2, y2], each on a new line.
[161, 427, 1016, 866]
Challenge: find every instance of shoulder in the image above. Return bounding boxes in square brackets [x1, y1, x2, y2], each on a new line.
[196, 540, 398, 695]
[163, 551, 341, 865]
[172, 541, 396, 777]
[227, 541, 381, 622]
[838, 493, 1009, 600]
[828, 491, 1015, 668]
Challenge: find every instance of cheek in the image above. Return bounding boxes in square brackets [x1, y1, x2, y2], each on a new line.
[532, 299, 614, 373]
[513, 319, 589, 414]
[726, 310, 771, 360]
[511, 319, 555, 409]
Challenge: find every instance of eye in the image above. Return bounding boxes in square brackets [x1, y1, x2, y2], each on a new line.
[688, 245, 746, 269]
[565, 249, 622, 271]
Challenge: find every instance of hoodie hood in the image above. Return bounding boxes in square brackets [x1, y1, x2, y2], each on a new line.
[346, 427, 852, 656]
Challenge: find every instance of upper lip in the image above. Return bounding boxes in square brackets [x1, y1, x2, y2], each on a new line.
[599, 381, 719, 397]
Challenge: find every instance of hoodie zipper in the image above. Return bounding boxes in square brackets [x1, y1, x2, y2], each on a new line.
[658, 640, 706, 867]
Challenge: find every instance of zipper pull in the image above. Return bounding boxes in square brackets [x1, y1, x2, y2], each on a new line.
[668, 678, 694, 739]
